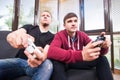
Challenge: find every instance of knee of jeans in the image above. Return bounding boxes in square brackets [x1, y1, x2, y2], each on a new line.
[99, 56, 108, 63]
[44, 59, 53, 70]
[100, 55, 107, 60]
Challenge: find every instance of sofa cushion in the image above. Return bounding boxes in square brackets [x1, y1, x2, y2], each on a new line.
[14, 76, 31, 80]
[67, 69, 97, 80]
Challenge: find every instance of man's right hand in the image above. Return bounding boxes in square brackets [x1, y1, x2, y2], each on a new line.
[7, 28, 34, 48]
[24, 45, 49, 67]
[82, 41, 103, 61]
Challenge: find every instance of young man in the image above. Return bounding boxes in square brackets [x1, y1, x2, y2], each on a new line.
[0, 10, 54, 80]
[47, 12, 113, 80]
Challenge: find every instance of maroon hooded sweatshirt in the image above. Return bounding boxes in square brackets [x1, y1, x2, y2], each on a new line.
[48, 29, 108, 63]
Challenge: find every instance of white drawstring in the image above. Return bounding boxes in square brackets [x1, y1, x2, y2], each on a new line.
[68, 36, 71, 48]
[77, 35, 80, 50]
[68, 35, 80, 50]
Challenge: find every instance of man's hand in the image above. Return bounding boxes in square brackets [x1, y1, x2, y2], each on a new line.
[24, 45, 49, 67]
[82, 41, 103, 61]
[7, 28, 34, 48]
[96, 32, 112, 48]
[82, 32, 112, 61]
[101, 37, 112, 48]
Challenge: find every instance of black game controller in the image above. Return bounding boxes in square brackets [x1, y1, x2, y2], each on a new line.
[93, 34, 106, 47]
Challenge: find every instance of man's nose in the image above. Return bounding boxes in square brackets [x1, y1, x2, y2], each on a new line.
[72, 21, 76, 25]
[44, 16, 47, 18]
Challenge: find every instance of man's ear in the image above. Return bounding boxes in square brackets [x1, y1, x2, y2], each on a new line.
[63, 23, 65, 28]
[63, 23, 65, 26]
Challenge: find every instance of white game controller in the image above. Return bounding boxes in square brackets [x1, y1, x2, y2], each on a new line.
[26, 38, 43, 58]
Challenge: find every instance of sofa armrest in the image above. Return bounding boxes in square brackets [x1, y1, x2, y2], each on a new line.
[0, 31, 19, 59]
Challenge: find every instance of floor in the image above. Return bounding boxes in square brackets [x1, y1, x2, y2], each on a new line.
[113, 74, 120, 80]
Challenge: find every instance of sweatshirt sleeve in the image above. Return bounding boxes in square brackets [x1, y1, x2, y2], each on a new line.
[48, 46, 83, 63]
[100, 47, 109, 55]
[47, 33, 83, 63]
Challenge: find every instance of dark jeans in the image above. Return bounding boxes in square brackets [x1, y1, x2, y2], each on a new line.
[51, 56, 113, 80]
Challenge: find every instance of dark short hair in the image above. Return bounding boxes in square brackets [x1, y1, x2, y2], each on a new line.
[63, 12, 78, 24]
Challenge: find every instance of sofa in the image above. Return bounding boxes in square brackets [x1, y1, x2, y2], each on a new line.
[0, 31, 97, 80]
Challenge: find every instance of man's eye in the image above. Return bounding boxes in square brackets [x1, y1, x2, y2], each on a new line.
[74, 20, 77, 22]
[47, 15, 50, 17]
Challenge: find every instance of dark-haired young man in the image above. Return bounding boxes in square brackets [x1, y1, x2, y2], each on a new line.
[25, 12, 113, 80]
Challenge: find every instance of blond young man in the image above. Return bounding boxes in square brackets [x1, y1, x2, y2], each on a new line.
[0, 10, 54, 80]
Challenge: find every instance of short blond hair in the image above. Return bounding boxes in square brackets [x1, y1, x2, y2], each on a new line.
[40, 10, 52, 18]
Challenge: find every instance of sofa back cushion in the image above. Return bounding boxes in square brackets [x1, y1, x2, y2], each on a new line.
[0, 31, 19, 59]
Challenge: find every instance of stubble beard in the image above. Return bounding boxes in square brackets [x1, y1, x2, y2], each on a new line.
[43, 23, 49, 27]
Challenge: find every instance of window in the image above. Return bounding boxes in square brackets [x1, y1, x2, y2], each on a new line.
[39, 0, 58, 33]
[0, 0, 14, 30]
[113, 35, 120, 69]
[18, 0, 35, 28]
[84, 0, 105, 31]
[110, 0, 120, 71]
[59, 0, 80, 30]
[111, 0, 120, 32]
